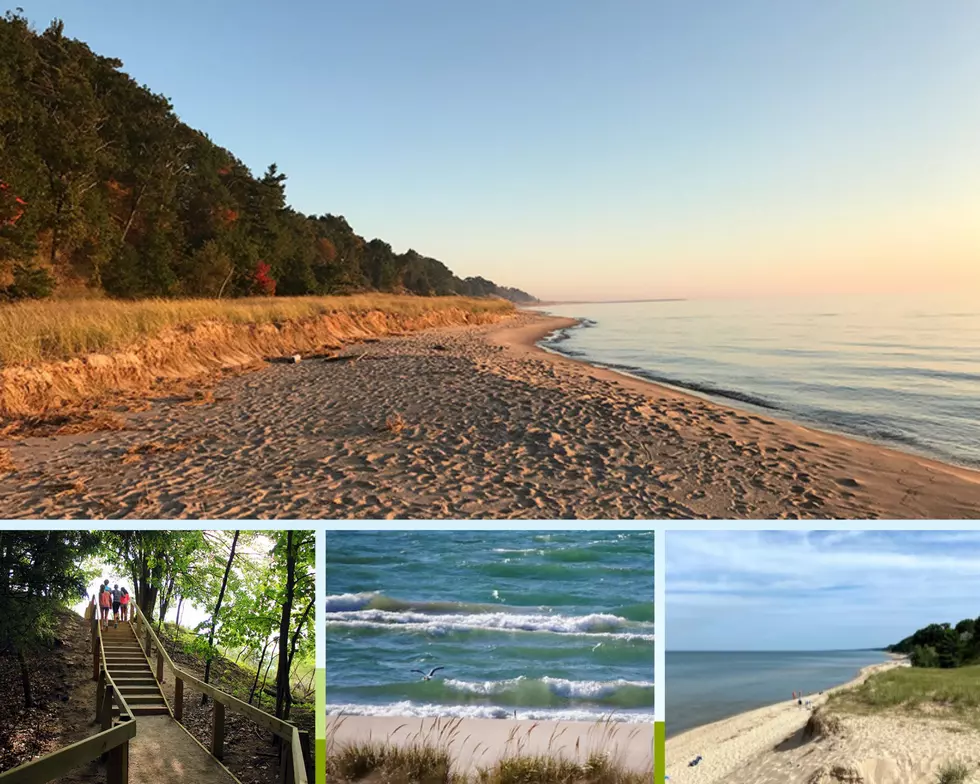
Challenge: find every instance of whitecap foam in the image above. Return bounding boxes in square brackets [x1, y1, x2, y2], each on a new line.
[324, 609, 654, 640]
[325, 701, 654, 723]
[443, 677, 654, 699]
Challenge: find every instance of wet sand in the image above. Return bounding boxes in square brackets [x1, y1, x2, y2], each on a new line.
[1, 311, 979, 518]
[327, 715, 654, 775]
[665, 659, 980, 784]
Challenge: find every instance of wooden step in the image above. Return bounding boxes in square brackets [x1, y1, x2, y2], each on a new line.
[131, 704, 169, 716]
[114, 676, 158, 687]
[121, 692, 165, 705]
[107, 664, 152, 674]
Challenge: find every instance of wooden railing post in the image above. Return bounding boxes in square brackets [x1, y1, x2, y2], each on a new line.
[174, 677, 184, 721]
[211, 701, 225, 760]
[101, 683, 114, 732]
[96, 669, 106, 722]
[156, 650, 164, 683]
[279, 741, 293, 784]
[92, 630, 99, 682]
[107, 738, 129, 784]
[299, 731, 311, 775]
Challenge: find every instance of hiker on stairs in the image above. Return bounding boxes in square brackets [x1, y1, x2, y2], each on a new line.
[99, 582, 112, 630]
[111, 584, 122, 627]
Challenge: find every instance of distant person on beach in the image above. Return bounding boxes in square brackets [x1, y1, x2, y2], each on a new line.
[120, 588, 130, 621]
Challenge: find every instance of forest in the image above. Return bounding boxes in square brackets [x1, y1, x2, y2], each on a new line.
[0, 529, 314, 781]
[0, 12, 535, 304]
[889, 617, 980, 669]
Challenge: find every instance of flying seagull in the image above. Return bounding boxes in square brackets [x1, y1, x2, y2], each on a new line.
[412, 666, 445, 681]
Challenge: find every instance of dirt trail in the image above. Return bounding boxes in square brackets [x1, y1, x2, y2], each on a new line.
[127, 715, 237, 783]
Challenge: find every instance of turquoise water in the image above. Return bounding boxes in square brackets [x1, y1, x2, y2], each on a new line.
[666, 650, 890, 737]
[326, 531, 655, 722]
[542, 293, 980, 468]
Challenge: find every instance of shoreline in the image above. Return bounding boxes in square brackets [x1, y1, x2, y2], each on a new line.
[665, 658, 906, 783]
[2, 311, 979, 518]
[326, 715, 654, 775]
[516, 312, 980, 479]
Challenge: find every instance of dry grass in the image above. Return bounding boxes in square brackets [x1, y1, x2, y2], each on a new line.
[0, 294, 514, 415]
[122, 440, 191, 463]
[326, 717, 652, 784]
[0, 410, 128, 438]
[0, 294, 513, 366]
[803, 708, 845, 741]
[937, 761, 972, 784]
[385, 412, 407, 434]
[0, 448, 14, 474]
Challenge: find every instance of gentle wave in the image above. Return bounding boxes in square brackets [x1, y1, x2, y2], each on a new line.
[326, 700, 655, 723]
[325, 592, 380, 612]
[326, 609, 655, 640]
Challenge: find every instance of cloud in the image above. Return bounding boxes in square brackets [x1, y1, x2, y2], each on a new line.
[667, 531, 980, 651]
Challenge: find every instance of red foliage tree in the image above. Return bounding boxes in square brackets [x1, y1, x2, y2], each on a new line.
[252, 260, 276, 296]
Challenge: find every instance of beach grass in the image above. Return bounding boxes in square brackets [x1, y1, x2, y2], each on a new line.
[936, 761, 972, 784]
[326, 717, 652, 783]
[0, 293, 513, 367]
[829, 665, 980, 725]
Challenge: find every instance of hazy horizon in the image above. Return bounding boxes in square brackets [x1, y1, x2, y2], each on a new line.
[22, 1, 980, 300]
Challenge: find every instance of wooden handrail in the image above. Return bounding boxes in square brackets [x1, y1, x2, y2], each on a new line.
[131, 603, 309, 784]
[0, 599, 135, 784]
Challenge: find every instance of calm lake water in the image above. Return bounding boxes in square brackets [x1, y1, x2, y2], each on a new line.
[666, 649, 890, 737]
[541, 293, 980, 468]
[326, 530, 655, 722]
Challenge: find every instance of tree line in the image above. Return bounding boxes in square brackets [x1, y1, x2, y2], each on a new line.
[0, 529, 314, 724]
[889, 617, 980, 669]
[0, 12, 535, 304]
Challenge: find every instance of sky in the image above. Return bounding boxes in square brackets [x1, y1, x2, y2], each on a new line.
[668, 530, 980, 651]
[17, 1, 980, 300]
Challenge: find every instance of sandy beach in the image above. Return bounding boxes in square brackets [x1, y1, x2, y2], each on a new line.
[327, 715, 654, 775]
[1, 311, 979, 518]
[665, 659, 980, 784]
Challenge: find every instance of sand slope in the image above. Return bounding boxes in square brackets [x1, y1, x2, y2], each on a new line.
[1, 313, 978, 518]
[665, 660, 980, 784]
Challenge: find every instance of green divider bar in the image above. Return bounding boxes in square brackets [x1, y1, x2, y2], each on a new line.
[655, 721, 665, 782]
[316, 667, 325, 784]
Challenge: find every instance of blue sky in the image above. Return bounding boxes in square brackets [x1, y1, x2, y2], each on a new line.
[17, 1, 980, 299]
[668, 530, 980, 651]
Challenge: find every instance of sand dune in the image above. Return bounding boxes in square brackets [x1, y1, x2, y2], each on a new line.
[1, 312, 978, 518]
[327, 715, 654, 775]
[665, 660, 980, 784]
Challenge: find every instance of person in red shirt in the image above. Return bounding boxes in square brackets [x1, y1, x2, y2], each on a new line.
[120, 588, 130, 622]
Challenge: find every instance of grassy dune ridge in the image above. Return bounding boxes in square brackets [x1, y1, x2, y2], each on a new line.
[0, 294, 514, 366]
[0, 294, 515, 415]
[829, 665, 980, 722]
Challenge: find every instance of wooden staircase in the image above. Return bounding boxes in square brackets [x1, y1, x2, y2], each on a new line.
[101, 621, 169, 716]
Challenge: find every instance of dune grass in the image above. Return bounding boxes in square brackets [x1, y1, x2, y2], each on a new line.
[937, 761, 972, 784]
[326, 717, 652, 784]
[0, 294, 513, 367]
[829, 665, 980, 726]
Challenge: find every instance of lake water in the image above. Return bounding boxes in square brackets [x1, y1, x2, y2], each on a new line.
[541, 293, 980, 468]
[326, 530, 655, 722]
[666, 649, 890, 737]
